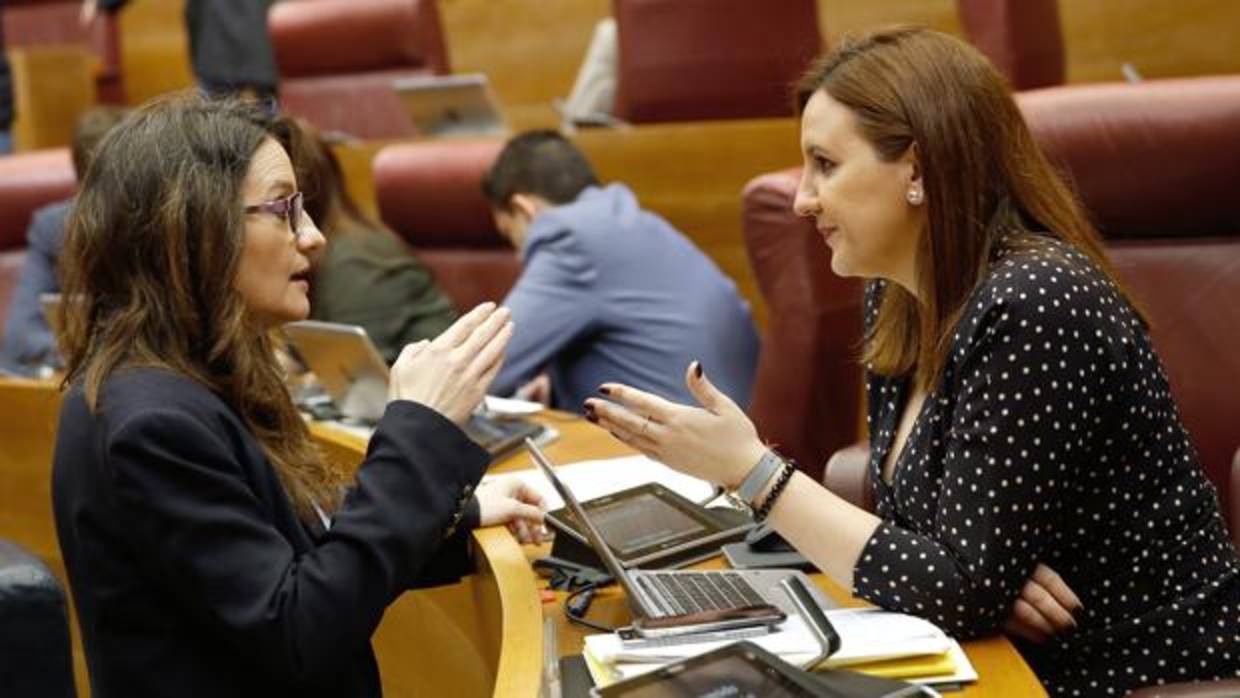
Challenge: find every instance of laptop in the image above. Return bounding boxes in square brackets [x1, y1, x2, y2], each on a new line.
[283, 320, 547, 460]
[391, 73, 508, 137]
[525, 438, 835, 624]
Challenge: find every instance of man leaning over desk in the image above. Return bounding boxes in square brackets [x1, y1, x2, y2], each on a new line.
[481, 130, 759, 411]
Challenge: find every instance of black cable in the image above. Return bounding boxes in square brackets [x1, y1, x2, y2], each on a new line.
[562, 583, 616, 633]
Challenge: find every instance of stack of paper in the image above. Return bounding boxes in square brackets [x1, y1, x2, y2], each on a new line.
[583, 608, 977, 688]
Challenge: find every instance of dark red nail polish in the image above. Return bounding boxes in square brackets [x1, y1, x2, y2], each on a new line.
[586, 413, 598, 424]
[694, 362, 704, 378]
[583, 402, 595, 415]
[598, 386, 611, 396]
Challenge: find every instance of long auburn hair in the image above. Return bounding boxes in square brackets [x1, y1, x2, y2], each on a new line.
[795, 27, 1139, 390]
[58, 93, 343, 522]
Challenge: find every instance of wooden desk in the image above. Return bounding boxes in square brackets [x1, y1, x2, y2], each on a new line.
[312, 412, 1046, 697]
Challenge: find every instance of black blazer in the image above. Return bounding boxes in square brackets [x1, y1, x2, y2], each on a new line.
[52, 368, 488, 698]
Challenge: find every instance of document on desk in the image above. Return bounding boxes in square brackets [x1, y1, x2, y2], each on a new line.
[583, 608, 977, 688]
[484, 454, 718, 509]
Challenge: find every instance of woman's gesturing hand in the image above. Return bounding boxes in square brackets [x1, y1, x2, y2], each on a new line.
[388, 303, 513, 425]
[1003, 563, 1083, 644]
[584, 361, 767, 488]
[477, 475, 550, 545]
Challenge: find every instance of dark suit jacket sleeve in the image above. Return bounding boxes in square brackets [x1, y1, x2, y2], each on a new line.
[105, 398, 488, 682]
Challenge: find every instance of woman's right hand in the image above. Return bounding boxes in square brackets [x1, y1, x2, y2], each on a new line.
[388, 303, 513, 425]
[1003, 563, 1083, 644]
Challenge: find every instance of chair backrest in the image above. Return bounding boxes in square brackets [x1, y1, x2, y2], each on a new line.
[611, 0, 821, 124]
[742, 170, 864, 481]
[2, 0, 125, 103]
[269, 0, 450, 139]
[0, 537, 76, 698]
[957, 0, 1065, 90]
[1019, 76, 1240, 533]
[371, 139, 520, 313]
[0, 149, 74, 338]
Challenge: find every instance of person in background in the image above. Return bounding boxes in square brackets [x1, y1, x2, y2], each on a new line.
[290, 120, 457, 363]
[0, 105, 127, 374]
[84, 0, 279, 108]
[587, 28, 1240, 695]
[52, 94, 545, 698]
[480, 129, 760, 410]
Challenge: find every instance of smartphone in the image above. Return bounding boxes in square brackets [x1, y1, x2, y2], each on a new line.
[628, 604, 786, 638]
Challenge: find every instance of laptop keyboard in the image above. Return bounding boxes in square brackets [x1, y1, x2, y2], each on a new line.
[639, 571, 768, 616]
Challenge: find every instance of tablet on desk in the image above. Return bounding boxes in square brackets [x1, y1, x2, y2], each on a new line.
[591, 641, 924, 698]
[545, 483, 751, 569]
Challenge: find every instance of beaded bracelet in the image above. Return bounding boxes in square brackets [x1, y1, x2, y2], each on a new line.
[754, 459, 795, 522]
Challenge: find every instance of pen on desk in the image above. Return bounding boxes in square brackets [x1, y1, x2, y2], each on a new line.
[542, 615, 562, 698]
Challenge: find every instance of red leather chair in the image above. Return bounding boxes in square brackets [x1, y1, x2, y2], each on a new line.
[371, 140, 519, 313]
[956, 0, 1065, 91]
[2, 0, 125, 103]
[269, 0, 450, 139]
[742, 170, 863, 483]
[0, 149, 75, 340]
[1017, 76, 1240, 546]
[612, 0, 821, 124]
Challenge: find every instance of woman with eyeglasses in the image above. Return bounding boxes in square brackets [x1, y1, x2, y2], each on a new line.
[50, 93, 546, 698]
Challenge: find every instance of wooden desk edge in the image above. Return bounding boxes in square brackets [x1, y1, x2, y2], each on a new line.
[473, 527, 545, 697]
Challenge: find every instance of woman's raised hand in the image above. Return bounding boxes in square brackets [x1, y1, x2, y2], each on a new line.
[584, 361, 767, 488]
[388, 303, 513, 425]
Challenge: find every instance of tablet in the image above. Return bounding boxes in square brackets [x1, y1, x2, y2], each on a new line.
[591, 641, 832, 698]
[545, 483, 751, 568]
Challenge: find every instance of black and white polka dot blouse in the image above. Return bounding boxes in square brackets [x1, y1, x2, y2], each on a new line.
[851, 235, 1240, 696]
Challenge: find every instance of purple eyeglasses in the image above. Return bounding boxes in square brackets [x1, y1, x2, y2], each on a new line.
[244, 191, 305, 240]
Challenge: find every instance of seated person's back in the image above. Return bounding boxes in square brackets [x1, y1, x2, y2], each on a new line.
[481, 130, 759, 409]
[0, 106, 127, 373]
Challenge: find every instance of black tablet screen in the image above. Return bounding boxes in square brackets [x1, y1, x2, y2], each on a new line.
[606, 651, 816, 697]
[589, 492, 708, 556]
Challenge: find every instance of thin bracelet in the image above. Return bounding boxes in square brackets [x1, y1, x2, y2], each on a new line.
[754, 460, 795, 522]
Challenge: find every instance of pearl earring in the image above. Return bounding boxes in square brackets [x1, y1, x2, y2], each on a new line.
[906, 188, 924, 206]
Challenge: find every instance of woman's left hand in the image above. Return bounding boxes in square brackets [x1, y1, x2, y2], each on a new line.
[584, 361, 767, 488]
[476, 475, 550, 545]
[1003, 563, 1083, 644]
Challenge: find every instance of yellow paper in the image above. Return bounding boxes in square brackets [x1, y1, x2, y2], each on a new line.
[823, 650, 956, 680]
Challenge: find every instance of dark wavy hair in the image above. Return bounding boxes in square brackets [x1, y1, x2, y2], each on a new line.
[480, 129, 599, 210]
[58, 93, 343, 522]
[795, 27, 1140, 388]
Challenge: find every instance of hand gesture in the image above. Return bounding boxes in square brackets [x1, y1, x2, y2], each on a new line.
[476, 475, 549, 545]
[1003, 563, 1083, 643]
[388, 303, 512, 425]
[584, 361, 767, 488]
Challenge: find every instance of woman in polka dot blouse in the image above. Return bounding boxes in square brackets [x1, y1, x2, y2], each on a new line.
[586, 27, 1240, 696]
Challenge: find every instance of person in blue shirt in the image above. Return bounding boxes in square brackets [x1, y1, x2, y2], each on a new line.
[481, 130, 760, 412]
[0, 105, 127, 374]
